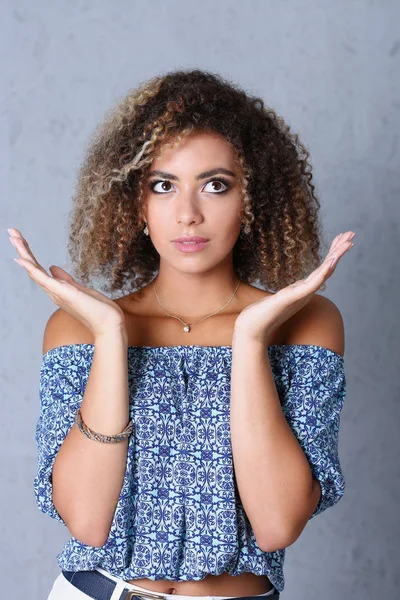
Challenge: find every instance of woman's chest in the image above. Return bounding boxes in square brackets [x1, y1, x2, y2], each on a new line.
[121, 307, 285, 350]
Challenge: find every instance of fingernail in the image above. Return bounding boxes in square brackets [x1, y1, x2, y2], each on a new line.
[14, 258, 23, 266]
[348, 232, 356, 241]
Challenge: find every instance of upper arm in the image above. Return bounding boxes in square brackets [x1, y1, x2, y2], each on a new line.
[284, 294, 345, 357]
[279, 295, 346, 537]
[36, 311, 95, 527]
[37, 310, 99, 530]
[42, 308, 95, 355]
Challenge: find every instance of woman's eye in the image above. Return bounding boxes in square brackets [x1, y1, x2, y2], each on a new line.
[149, 178, 230, 195]
[150, 180, 174, 194]
[203, 180, 229, 193]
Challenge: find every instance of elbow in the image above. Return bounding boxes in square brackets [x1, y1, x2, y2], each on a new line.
[257, 531, 291, 553]
[256, 516, 306, 553]
[258, 480, 322, 552]
[257, 527, 301, 553]
[72, 530, 109, 549]
[257, 512, 312, 552]
[52, 482, 111, 547]
[53, 496, 109, 548]
[68, 519, 110, 548]
[255, 521, 291, 553]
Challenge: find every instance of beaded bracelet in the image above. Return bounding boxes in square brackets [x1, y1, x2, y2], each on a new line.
[74, 408, 134, 443]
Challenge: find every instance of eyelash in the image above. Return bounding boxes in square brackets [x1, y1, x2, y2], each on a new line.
[148, 177, 231, 195]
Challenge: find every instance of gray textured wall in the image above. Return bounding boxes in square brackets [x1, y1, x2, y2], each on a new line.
[2, 1, 399, 599]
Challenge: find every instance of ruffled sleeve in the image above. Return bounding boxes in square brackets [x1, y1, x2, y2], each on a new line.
[274, 344, 347, 519]
[33, 345, 92, 525]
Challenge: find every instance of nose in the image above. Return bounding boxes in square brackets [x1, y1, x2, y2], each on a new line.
[175, 190, 203, 225]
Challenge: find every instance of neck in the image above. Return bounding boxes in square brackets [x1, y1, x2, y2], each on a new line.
[151, 265, 241, 320]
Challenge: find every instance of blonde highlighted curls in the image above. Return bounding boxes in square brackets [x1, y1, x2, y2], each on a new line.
[67, 68, 327, 297]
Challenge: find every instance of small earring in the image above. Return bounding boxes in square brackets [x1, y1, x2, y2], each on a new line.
[143, 223, 149, 236]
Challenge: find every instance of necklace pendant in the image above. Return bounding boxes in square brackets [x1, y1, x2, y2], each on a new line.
[183, 325, 190, 333]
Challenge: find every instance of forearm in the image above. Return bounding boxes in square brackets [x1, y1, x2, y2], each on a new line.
[52, 329, 130, 547]
[230, 330, 315, 551]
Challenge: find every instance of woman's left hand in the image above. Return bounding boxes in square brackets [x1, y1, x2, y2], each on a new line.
[234, 230, 355, 343]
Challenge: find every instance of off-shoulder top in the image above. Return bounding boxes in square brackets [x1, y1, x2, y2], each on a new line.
[33, 343, 347, 594]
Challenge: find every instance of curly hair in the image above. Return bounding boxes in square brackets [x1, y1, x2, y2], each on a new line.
[66, 67, 327, 297]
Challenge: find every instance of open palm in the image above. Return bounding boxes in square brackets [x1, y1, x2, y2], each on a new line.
[234, 230, 355, 342]
[8, 227, 127, 339]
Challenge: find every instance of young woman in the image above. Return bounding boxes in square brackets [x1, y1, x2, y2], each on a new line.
[9, 68, 354, 600]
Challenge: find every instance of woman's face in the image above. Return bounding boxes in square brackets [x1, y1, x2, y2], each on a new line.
[142, 131, 243, 274]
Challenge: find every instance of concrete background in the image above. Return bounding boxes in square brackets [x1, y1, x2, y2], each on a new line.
[1, 1, 399, 598]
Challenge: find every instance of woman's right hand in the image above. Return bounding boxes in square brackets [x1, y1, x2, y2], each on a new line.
[8, 227, 128, 340]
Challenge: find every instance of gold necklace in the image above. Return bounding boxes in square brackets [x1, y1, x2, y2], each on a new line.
[152, 278, 241, 333]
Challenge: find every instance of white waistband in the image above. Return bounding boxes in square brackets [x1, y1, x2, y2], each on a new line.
[95, 567, 276, 600]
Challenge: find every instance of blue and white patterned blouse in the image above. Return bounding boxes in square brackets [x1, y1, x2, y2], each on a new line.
[34, 343, 346, 593]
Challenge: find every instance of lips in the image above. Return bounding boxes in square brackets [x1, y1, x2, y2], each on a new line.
[173, 239, 209, 253]
[173, 236, 209, 243]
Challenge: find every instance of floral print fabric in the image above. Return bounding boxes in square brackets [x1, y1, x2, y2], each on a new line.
[34, 343, 346, 593]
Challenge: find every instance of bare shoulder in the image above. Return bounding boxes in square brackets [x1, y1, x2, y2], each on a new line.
[42, 308, 95, 356]
[284, 293, 345, 357]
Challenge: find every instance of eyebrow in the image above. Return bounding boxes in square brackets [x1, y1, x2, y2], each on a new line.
[147, 167, 236, 181]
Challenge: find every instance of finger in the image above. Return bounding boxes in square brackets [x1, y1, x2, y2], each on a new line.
[8, 228, 32, 252]
[9, 228, 48, 268]
[14, 267, 63, 298]
[282, 233, 355, 296]
[328, 231, 353, 256]
[16, 256, 99, 308]
[49, 265, 94, 298]
[329, 232, 344, 253]
[48, 267, 100, 296]
[9, 233, 46, 273]
[326, 237, 354, 264]
[8, 229, 69, 279]
[318, 234, 355, 272]
[49, 265, 76, 283]
[14, 256, 77, 297]
[305, 255, 338, 282]
[330, 231, 356, 253]
[304, 240, 353, 283]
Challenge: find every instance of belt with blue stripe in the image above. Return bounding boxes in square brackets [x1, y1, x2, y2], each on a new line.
[61, 570, 280, 599]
